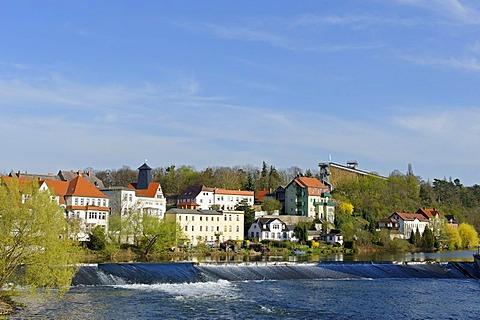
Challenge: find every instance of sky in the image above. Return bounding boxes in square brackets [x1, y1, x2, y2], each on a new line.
[1, 0, 480, 185]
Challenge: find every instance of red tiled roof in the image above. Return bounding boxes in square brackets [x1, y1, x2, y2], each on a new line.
[255, 190, 270, 203]
[214, 188, 254, 196]
[128, 182, 161, 198]
[65, 176, 108, 198]
[42, 180, 69, 204]
[294, 177, 328, 189]
[416, 208, 441, 219]
[392, 212, 429, 222]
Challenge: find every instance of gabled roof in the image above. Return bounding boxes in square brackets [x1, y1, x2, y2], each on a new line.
[252, 217, 285, 231]
[391, 212, 429, 222]
[416, 208, 441, 219]
[58, 170, 105, 188]
[42, 180, 69, 204]
[65, 176, 108, 198]
[178, 184, 214, 199]
[289, 177, 328, 191]
[128, 182, 161, 198]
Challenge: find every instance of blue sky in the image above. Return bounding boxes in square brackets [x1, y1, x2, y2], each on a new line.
[2, 0, 480, 185]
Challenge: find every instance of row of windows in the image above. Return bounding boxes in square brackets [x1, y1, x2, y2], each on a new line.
[184, 225, 240, 232]
[74, 197, 107, 207]
[88, 212, 107, 220]
[178, 215, 240, 222]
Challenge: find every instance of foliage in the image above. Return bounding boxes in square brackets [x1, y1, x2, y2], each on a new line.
[443, 225, 462, 250]
[140, 215, 182, 256]
[0, 179, 76, 292]
[236, 199, 255, 237]
[421, 227, 434, 250]
[261, 197, 282, 214]
[87, 226, 107, 251]
[457, 223, 479, 249]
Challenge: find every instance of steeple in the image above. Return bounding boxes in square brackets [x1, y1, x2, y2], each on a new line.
[137, 160, 152, 190]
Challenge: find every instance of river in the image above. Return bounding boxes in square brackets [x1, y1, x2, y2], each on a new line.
[10, 250, 480, 319]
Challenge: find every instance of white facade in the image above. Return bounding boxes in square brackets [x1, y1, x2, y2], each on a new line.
[177, 185, 254, 211]
[390, 212, 430, 239]
[248, 218, 296, 242]
[103, 184, 166, 219]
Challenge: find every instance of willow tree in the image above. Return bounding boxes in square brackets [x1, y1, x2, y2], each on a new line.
[0, 179, 76, 293]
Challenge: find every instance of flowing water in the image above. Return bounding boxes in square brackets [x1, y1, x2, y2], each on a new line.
[11, 259, 480, 320]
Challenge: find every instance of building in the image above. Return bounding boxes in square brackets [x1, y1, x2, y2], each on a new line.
[177, 184, 254, 211]
[247, 218, 296, 241]
[64, 174, 110, 241]
[321, 230, 344, 246]
[389, 211, 429, 239]
[319, 161, 386, 190]
[285, 176, 334, 223]
[2, 174, 109, 242]
[102, 162, 166, 219]
[165, 208, 244, 246]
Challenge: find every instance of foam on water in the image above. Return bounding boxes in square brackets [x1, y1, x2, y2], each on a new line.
[112, 279, 237, 298]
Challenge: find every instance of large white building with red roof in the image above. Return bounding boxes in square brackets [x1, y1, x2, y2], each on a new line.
[285, 176, 335, 223]
[176, 184, 254, 210]
[63, 174, 110, 241]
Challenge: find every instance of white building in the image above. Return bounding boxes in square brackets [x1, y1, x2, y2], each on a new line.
[390, 212, 430, 239]
[248, 218, 296, 242]
[165, 208, 244, 246]
[63, 174, 110, 241]
[177, 184, 254, 210]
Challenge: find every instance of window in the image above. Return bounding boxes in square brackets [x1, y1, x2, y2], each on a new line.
[192, 226, 194, 231]
[184, 226, 188, 231]
[179, 215, 182, 221]
[236, 215, 239, 221]
[80, 198, 84, 205]
[251, 232, 254, 237]
[74, 198, 78, 205]
[236, 226, 239, 232]
[224, 226, 227, 232]
[229, 215, 232, 221]
[229, 226, 232, 232]
[192, 216, 195, 221]
[200, 216, 203, 221]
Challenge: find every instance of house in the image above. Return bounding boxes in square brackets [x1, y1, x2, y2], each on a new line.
[177, 184, 254, 211]
[247, 218, 296, 242]
[321, 230, 344, 246]
[284, 176, 335, 223]
[416, 208, 443, 236]
[102, 162, 166, 219]
[389, 211, 429, 239]
[2, 174, 109, 242]
[445, 215, 459, 229]
[64, 173, 110, 241]
[164, 208, 244, 246]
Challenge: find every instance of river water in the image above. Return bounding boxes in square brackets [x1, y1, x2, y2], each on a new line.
[11, 251, 480, 319]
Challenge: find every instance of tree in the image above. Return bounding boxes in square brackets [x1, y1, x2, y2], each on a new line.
[443, 225, 462, 250]
[87, 226, 107, 251]
[262, 197, 281, 214]
[409, 230, 417, 245]
[458, 223, 479, 249]
[0, 179, 76, 292]
[140, 215, 182, 256]
[236, 199, 255, 237]
[422, 227, 434, 250]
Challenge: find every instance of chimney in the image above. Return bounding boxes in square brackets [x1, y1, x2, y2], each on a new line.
[77, 170, 83, 177]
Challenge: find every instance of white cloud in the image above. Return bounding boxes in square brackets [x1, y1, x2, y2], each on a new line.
[400, 55, 480, 71]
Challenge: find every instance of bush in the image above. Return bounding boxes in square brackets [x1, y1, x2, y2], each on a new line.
[87, 226, 107, 251]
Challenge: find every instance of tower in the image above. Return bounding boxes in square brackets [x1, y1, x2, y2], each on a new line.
[137, 160, 152, 190]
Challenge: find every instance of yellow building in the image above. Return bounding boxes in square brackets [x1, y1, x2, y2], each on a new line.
[165, 208, 244, 246]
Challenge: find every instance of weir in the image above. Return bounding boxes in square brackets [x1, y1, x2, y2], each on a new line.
[72, 261, 480, 286]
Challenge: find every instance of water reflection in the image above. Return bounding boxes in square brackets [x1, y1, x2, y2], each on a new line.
[151, 250, 475, 264]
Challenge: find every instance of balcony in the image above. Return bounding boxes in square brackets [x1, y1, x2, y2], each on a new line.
[321, 192, 331, 198]
[296, 190, 305, 197]
[296, 201, 305, 208]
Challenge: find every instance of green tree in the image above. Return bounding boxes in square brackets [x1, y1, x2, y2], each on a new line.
[0, 179, 76, 292]
[458, 223, 479, 249]
[443, 225, 463, 250]
[415, 227, 422, 247]
[87, 226, 107, 251]
[422, 227, 434, 250]
[141, 215, 182, 256]
[262, 197, 281, 214]
[236, 199, 255, 237]
[409, 230, 417, 245]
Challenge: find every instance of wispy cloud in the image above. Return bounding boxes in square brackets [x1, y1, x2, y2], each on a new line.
[400, 54, 480, 71]
[396, 0, 480, 24]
